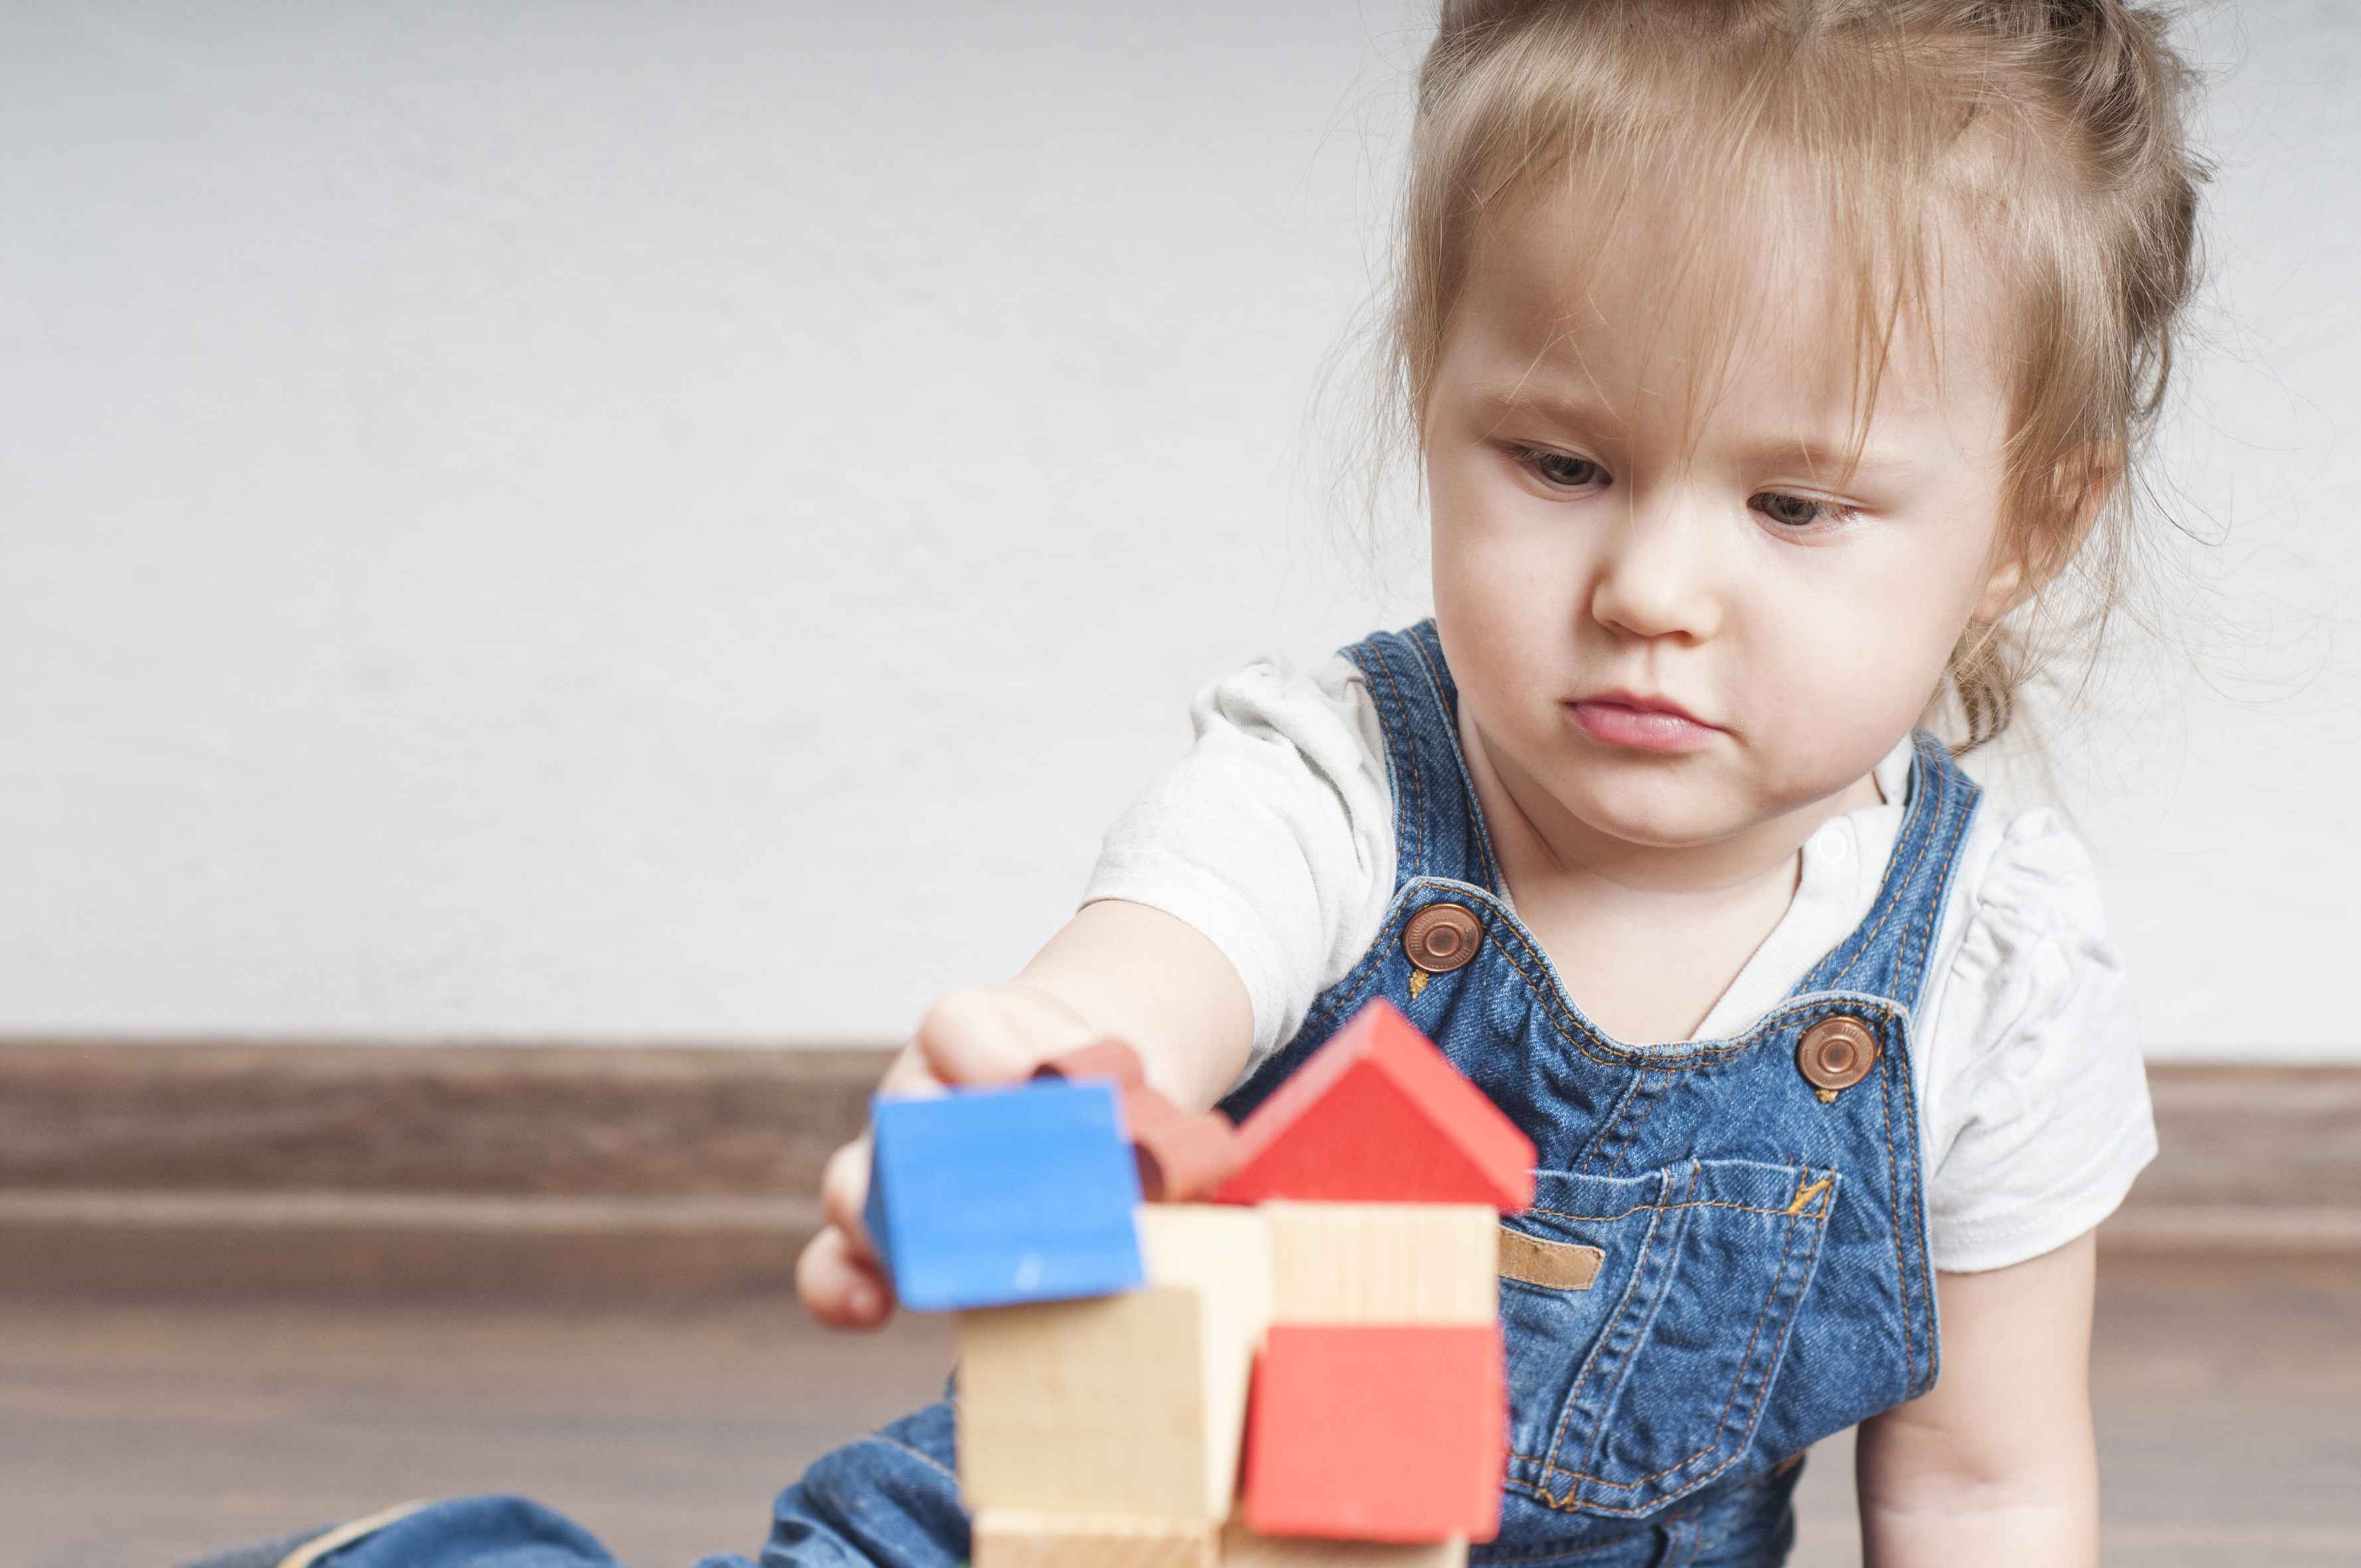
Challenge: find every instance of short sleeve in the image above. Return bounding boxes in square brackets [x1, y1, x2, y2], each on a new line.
[1080, 653, 1396, 1069]
[1919, 807, 2158, 1273]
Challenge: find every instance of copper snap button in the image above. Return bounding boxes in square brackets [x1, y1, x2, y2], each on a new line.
[1403, 903, 1482, 974]
[1796, 1017, 1879, 1097]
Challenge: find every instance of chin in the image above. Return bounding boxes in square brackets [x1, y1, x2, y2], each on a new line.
[1566, 781, 1744, 850]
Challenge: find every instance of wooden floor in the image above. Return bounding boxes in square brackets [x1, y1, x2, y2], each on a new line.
[6, 1251, 2354, 1568]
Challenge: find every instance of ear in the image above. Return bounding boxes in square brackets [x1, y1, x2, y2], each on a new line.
[1971, 440, 2123, 624]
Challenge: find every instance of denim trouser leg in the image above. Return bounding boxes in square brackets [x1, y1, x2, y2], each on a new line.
[696, 1401, 969, 1568]
[307, 1496, 621, 1568]
[247, 1402, 962, 1568]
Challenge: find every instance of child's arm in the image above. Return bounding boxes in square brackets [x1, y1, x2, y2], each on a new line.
[794, 897, 1254, 1329]
[1853, 1230, 2101, 1567]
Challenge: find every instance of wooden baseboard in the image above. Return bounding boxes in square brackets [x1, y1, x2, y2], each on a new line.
[0, 1039, 889, 1295]
[2, 1041, 2351, 1295]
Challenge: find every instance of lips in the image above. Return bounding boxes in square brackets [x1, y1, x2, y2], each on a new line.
[1578, 690, 1713, 728]
[1564, 690, 1721, 753]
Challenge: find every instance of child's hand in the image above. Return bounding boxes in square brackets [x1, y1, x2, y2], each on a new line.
[793, 981, 1101, 1329]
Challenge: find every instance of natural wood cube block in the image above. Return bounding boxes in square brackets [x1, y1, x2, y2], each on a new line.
[958, 1206, 1270, 1522]
[1262, 1202, 1496, 1324]
[972, 1509, 1218, 1568]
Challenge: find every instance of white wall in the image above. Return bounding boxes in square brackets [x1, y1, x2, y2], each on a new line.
[1, 2, 2351, 1058]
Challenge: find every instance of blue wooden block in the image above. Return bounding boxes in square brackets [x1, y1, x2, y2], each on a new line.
[863, 1077, 1146, 1311]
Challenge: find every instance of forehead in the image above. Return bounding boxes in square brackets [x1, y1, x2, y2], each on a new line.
[1449, 165, 2011, 444]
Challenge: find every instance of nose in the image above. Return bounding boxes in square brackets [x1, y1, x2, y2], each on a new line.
[1586, 489, 1723, 643]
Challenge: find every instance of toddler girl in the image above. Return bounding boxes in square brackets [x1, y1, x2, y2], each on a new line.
[212, 3, 2207, 1566]
[792, 3, 2204, 1565]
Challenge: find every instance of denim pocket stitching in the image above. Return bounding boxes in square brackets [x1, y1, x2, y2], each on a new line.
[1525, 1197, 1828, 1224]
[1563, 1160, 1703, 1488]
[1568, 1190, 1842, 1520]
[1532, 1165, 1682, 1492]
[1556, 1173, 1832, 1496]
[1508, 1167, 1836, 1514]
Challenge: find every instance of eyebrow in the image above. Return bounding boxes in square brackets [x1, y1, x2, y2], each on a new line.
[1470, 382, 1915, 481]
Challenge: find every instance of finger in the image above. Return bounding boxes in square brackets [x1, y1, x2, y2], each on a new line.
[877, 1046, 949, 1098]
[821, 1136, 877, 1256]
[914, 987, 1097, 1087]
[795, 1224, 895, 1330]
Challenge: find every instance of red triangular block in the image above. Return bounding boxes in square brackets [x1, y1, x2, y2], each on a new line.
[1211, 999, 1535, 1211]
[1240, 1323, 1506, 1543]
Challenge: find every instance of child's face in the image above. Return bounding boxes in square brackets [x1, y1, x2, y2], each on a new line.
[1423, 185, 2026, 858]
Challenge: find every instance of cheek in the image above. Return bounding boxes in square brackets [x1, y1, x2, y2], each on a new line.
[1738, 551, 1971, 738]
[1432, 518, 1568, 653]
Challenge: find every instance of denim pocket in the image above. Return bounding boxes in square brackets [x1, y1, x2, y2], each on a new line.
[1498, 1158, 1836, 1518]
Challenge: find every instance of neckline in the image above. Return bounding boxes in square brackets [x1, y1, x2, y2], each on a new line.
[1686, 735, 1915, 1039]
[1397, 619, 1929, 1047]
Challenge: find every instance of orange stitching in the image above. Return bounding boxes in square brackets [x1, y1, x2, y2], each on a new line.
[1828, 732, 1974, 997]
[1574, 1075, 1648, 1174]
[1826, 807, 1936, 989]
[1510, 1190, 1834, 1516]
[1546, 1172, 1818, 1492]
[1889, 741, 1972, 1389]
[1895, 741, 1973, 1000]
[1312, 871, 1909, 1077]
[1482, 924, 1909, 1072]
[1784, 1176, 1833, 1217]
[1405, 624, 1504, 891]
[1525, 1196, 1820, 1225]
[1879, 1026, 1911, 1390]
[1556, 1164, 1700, 1484]
[1542, 1168, 1673, 1476]
[1361, 637, 1427, 883]
[1599, 1077, 1671, 1176]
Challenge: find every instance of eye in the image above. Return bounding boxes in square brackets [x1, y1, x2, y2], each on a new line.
[1510, 445, 1609, 492]
[1750, 491, 1854, 530]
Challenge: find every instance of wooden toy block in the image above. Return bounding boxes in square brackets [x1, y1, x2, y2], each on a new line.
[972, 1510, 1218, 1568]
[1240, 1323, 1506, 1543]
[1121, 1084, 1246, 1202]
[960, 1283, 1242, 1520]
[863, 1077, 1143, 1311]
[1034, 1037, 1149, 1088]
[1135, 1202, 1273, 1341]
[1211, 999, 1536, 1212]
[960, 1206, 1268, 1523]
[1036, 1041, 1246, 1201]
[1218, 1519, 1468, 1567]
[1262, 1202, 1496, 1325]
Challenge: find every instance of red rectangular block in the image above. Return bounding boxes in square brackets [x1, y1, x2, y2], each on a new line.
[1240, 1323, 1506, 1543]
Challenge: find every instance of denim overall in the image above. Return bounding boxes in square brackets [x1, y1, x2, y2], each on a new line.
[256, 620, 1975, 1568]
[1207, 620, 1974, 1565]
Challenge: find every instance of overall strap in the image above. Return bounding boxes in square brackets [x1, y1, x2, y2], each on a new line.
[1337, 620, 1501, 892]
[1797, 729, 1984, 1013]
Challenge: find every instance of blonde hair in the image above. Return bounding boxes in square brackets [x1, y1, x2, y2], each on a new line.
[1351, 0, 2208, 751]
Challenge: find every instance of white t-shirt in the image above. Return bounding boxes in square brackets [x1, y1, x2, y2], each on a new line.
[1082, 651, 2157, 1274]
